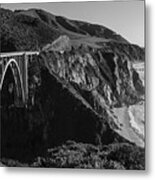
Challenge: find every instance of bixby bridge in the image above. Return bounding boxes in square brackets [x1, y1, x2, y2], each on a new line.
[0, 51, 39, 107]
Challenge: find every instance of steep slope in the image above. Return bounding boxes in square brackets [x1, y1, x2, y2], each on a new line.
[40, 36, 144, 106]
[37, 36, 144, 147]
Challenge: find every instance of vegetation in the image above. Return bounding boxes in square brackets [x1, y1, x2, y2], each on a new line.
[1, 141, 144, 169]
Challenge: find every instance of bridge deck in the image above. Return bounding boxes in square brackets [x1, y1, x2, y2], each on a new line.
[0, 51, 39, 58]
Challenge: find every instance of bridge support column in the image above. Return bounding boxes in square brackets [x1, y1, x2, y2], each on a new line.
[22, 54, 29, 104]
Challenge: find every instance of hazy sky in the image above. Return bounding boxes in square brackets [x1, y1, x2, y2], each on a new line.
[1, 1, 145, 47]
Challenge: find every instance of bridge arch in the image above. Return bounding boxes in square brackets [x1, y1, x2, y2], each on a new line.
[0, 58, 25, 106]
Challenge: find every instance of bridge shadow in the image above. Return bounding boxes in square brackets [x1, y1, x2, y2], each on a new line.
[0, 66, 46, 163]
[1, 107, 47, 163]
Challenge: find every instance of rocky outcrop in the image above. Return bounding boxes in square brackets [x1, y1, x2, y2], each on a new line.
[26, 35, 144, 148]
[39, 36, 143, 109]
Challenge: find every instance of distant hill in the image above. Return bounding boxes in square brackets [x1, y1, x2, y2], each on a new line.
[0, 8, 144, 61]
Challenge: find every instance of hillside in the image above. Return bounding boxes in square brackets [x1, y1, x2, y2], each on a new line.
[0, 8, 144, 61]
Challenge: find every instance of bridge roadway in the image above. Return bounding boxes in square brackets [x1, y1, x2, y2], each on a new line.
[0, 51, 39, 107]
[0, 51, 39, 58]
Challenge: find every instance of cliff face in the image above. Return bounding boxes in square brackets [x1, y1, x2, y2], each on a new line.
[27, 35, 144, 148]
[39, 36, 144, 109]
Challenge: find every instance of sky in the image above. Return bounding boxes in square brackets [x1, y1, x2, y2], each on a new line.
[1, 1, 145, 47]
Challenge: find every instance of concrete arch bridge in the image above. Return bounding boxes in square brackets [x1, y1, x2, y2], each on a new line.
[0, 51, 39, 107]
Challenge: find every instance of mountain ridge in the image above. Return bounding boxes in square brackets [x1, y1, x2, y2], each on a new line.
[0, 8, 144, 62]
